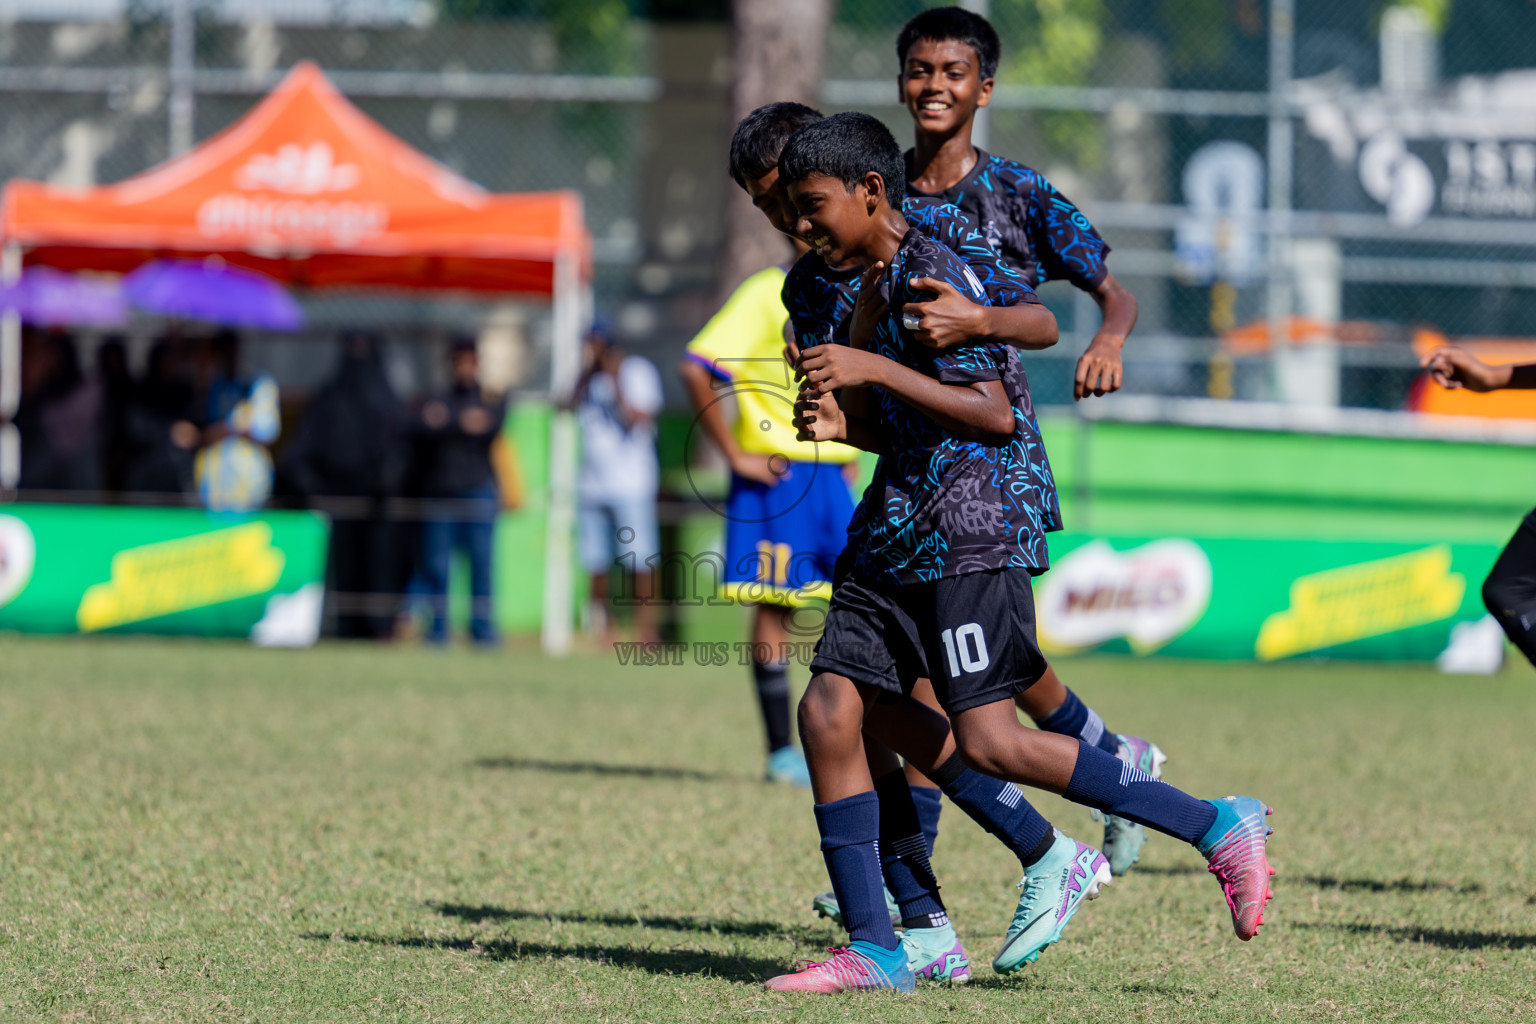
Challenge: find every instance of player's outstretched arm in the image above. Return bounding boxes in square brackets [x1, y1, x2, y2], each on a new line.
[799, 343, 1014, 442]
[1074, 271, 1138, 401]
[903, 276, 1059, 351]
[1421, 347, 1536, 392]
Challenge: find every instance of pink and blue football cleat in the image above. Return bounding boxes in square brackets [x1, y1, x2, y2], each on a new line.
[764, 943, 915, 994]
[1199, 796, 1275, 940]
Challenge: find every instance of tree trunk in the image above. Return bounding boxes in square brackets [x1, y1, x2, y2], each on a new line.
[718, 0, 832, 302]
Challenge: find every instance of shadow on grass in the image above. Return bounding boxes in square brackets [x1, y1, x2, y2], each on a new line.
[303, 932, 787, 982]
[471, 757, 731, 782]
[1301, 922, 1536, 950]
[432, 903, 795, 939]
[1300, 874, 1483, 895]
[1123, 864, 1204, 877]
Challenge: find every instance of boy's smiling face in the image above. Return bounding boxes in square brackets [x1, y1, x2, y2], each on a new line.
[787, 172, 878, 268]
[900, 37, 993, 136]
[743, 165, 800, 239]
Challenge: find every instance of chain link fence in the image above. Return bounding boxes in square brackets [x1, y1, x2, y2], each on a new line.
[0, 0, 1533, 414]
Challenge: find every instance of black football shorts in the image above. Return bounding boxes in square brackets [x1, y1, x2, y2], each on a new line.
[810, 566, 1048, 714]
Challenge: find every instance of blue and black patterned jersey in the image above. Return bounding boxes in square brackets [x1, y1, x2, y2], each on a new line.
[906, 149, 1111, 291]
[844, 228, 1061, 586]
[780, 198, 1039, 348]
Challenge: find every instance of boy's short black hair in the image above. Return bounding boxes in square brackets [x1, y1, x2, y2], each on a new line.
[778, 112, 906, 205]
[896, 6, 1000, 81]
[729, 102, 824, 188]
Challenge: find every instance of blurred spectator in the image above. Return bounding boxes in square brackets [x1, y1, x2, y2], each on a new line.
[282, 330, 407, 640]
[16, 330, 101, 493]
[95, 337, 133, 497]
[123, 340, 199, 496]
[194, 330, 280, 512]
[415, 336, 520, 646]
[572, 323, 663, 645]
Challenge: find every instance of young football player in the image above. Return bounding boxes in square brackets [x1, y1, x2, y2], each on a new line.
[896, 5, 1166, 873]
[764, 112, 1275, 995]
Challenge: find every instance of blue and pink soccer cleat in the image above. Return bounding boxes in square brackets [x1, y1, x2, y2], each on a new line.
[1199, 796, 1275, 940]
[902, 922, 970, 984]
[764, 944, 915, 994]
[992, 831, 1113, 973]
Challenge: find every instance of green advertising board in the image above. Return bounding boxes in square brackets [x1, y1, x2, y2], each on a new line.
[0, 505, 328, 642]
[1037, 533, 1503, 662]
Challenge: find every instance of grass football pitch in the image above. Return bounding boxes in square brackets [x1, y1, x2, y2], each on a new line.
[2, 633, 1534, 1023]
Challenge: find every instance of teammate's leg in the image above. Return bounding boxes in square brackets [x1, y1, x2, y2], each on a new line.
[753, 603, 810, 786]
[1482, 509, 1536, 665]
[950, 701, 1272, 935]
[932, 568, 1274, 943]
[766, 672, 913, 993]
[1018, 667, 1166, 874]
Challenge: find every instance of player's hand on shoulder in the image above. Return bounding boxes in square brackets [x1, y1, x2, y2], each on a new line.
[1421, 346, 1510, 392]
[848, 261, 888, 351]
[800, 342, 887, 394]
[903, 276, 987, 349]
[794, 384, 846, 443]
[1074, 333, 1126, 400]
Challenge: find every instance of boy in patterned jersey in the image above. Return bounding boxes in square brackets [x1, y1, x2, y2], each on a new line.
[894, 4, 1169, 875]
[723, 100, 1063, 985]
[762, 112, 1274, 995]
[780, 119, 1169, 886]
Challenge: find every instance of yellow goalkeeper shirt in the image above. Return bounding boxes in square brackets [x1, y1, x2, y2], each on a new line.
[684, 265, 857, 465]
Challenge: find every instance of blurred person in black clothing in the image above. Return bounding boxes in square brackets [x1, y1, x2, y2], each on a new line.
[122, 340, 199, 497]
[16, 330, 101, 493]
[96, 337, 133, 497]
[282, 330, 408, 639]
[415, 335, 519, 646]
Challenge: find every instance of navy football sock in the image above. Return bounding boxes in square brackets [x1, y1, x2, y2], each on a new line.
[1063, 740, 1217, 844]
[928, 752, 1055, 870]
[873, 770, 947, 930]
[909, 782, 944, 856]
[1035, 687, 1122, 755]
[751, 661, 792, 753]
[815, 792, 900, 950]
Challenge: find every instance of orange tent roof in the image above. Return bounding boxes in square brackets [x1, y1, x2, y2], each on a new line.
[0, 62, 589, 296]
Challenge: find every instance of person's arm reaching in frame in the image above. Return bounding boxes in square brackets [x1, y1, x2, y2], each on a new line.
[1421, 347, 1536, 391]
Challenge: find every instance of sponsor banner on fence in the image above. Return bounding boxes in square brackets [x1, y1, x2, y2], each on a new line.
[1038, 534, 1502, 661]
[0, 505, 327, 644]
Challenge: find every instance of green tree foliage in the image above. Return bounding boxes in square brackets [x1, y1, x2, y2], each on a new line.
[994, 0, 1106, 171]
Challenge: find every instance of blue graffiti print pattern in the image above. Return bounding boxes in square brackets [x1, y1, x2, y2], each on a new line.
[843, 229, 1061, 586]
[780, 199, 1039, 348]
[906, 149, 1111, 291]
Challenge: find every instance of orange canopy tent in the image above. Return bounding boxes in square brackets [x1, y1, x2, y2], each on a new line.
[0, 61, 590, 295]
[0, 62, 590, 652]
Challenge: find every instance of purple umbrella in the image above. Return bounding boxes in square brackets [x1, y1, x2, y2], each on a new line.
[0, 267, 128, 327]
[124, 258, 305, 331]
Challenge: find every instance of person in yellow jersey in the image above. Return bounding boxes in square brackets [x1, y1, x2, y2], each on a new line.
[678, 106, 858, 787]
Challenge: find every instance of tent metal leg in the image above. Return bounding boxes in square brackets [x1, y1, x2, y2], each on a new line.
[542, 251, 585, 656]
[0, 243, 21, 496]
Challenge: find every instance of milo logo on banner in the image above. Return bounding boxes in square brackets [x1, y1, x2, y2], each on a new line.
[1037, 539, 1213, 655]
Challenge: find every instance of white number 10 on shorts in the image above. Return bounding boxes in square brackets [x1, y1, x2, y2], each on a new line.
[941, 623, 991, 677]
